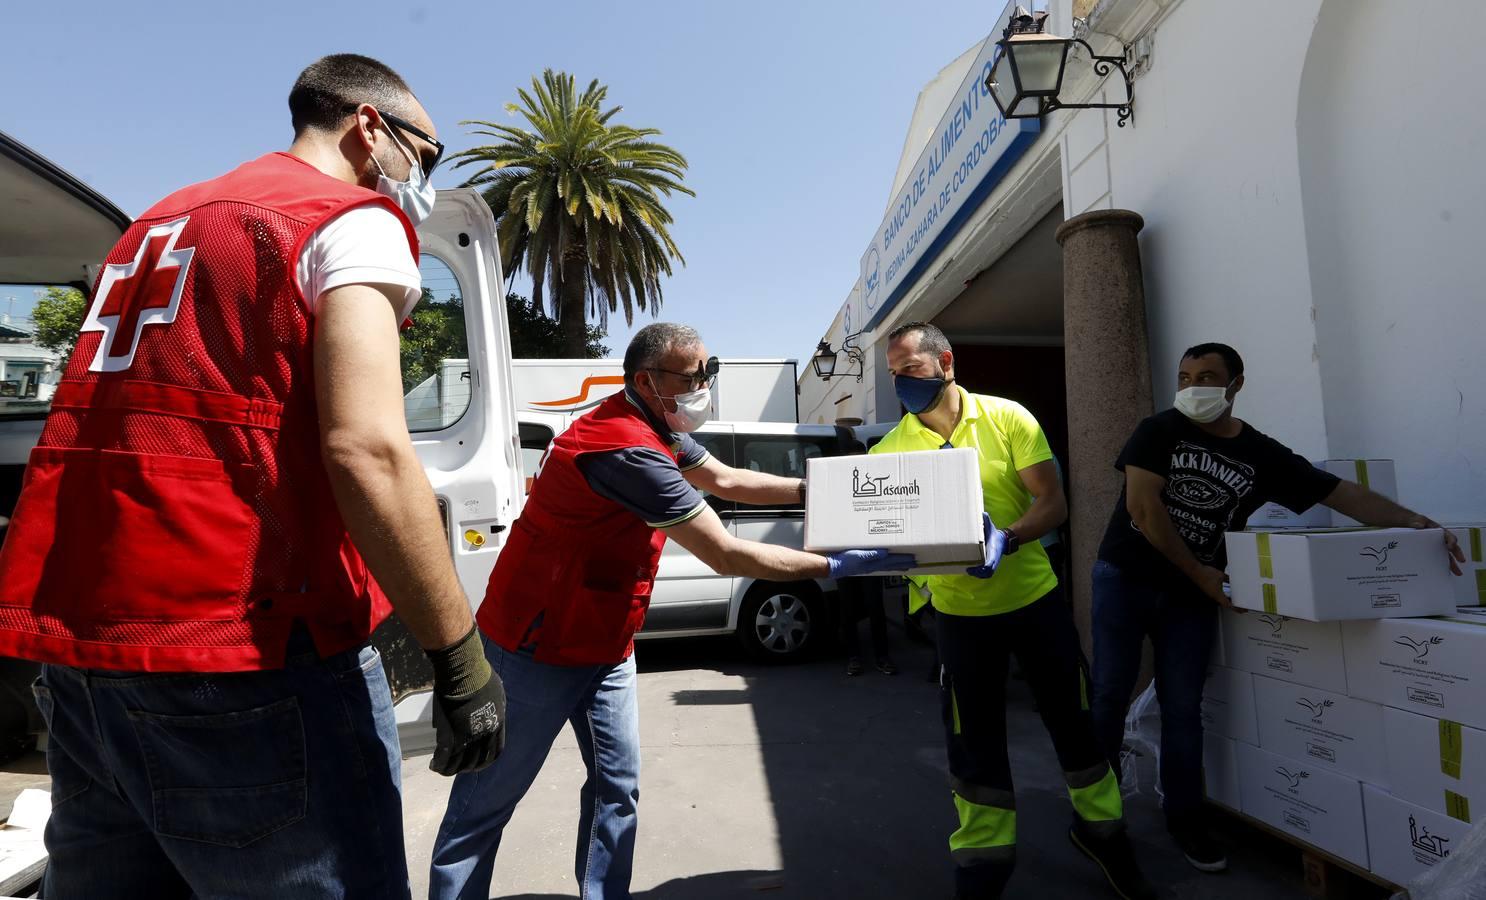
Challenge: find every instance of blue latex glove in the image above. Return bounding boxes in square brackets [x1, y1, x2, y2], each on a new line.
[827, 548, 917, 579]
[966, 512, 1007, 578]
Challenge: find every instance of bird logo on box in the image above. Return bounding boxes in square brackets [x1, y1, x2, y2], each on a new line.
[1360, 540, 1400, 568]
[1295, 697, 1334, 723]
[1275, 767, 1310, 793]
[1394, 634, 1444, 663]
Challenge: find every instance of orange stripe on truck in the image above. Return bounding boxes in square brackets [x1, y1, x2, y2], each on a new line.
[531, 375, 626, 408]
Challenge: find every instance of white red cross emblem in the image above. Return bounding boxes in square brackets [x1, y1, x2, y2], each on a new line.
[80, 216, 196, 372]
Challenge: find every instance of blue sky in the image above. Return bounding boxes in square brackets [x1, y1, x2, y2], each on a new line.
[4, 0, 998, 363]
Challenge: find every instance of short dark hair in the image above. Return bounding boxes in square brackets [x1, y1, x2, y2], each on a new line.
[624, 323, 702, 385]
[1182, 342, 1244, 380]
[289, 54, 417, 136]
[887, 321, 952, 357]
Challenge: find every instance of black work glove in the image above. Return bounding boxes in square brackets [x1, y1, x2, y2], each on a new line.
[425, 625, 507, 776]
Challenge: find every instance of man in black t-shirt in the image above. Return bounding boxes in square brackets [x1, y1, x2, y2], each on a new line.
[1088, 343, 1464, 876]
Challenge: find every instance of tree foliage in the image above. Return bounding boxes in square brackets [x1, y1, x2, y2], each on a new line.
[506, 292, 608, 359]
[30, 286, 87, 362]
[399, 289, 606, 393]
[453, 70, 693, 356]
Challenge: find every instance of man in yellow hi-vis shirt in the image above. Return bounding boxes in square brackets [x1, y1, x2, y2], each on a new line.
[872, 323, 1155, 900]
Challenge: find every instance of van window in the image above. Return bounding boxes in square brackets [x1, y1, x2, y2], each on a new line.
[691, 430, 735, 516]
[736, 434, 833, 512]
[0, 284, 78, 420]
[402, 254, 472, 432]
[518, 422, 555, 494]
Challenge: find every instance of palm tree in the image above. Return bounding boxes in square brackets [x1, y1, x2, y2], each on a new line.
[453, 70, 694, 356]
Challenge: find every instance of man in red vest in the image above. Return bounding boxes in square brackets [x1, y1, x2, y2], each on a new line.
[0, 55, 504, 898]
[430, 323, 914, 899]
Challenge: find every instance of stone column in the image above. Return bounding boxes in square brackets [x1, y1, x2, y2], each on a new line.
[1055, 210, 1153, 654]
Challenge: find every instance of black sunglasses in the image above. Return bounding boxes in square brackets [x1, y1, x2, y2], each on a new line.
[379, 110, 446, 177]
[648, 356, 720, 391]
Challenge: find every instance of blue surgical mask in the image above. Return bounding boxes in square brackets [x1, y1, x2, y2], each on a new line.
[895, 372, 948, 415]
[370, 126, 437, 226]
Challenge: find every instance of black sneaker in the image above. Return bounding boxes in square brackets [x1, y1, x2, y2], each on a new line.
[1168, 818, 1227, 873]
[1069, 819, 1159, 900]
[845, 657, 864, 676]
[876, 657, 898, 675]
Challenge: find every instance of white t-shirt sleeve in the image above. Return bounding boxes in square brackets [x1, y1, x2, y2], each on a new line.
[296, 204, 422, 320]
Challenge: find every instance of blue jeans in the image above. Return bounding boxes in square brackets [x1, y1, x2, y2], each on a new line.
[430, 637, 640, 900]
[33, 633, 408, 899]
[1088, 559, 1217, 820]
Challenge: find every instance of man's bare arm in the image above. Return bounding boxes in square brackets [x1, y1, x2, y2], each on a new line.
[1125, 465, 1230, 605]
[1009, 459, 1068, 542]
[314, 282, 473, 650]
[663, 504, 831, 580]
[1323, 481, 1464, 574]
[683, 455, 803, 505]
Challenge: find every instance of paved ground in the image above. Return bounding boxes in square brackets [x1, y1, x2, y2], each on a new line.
[0, 627, 1390, 898]
[399, 630, 1384, 900]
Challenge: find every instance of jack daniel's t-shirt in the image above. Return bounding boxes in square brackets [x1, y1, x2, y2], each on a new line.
[1096, 409, 1340, 588]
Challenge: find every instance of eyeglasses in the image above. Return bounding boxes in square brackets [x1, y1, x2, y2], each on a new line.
[378, 110, 446, 177]
[648, 356, 719, 391]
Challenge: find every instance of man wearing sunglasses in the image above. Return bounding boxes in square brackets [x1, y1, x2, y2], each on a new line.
[0, 54, 500, 898]
[430, 322, 914, 900]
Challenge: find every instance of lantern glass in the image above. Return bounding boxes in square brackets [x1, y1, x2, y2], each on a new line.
[812, 348, 838, 378]
[989, 51, 1020, 114]
[1009, 34, 1068, 95]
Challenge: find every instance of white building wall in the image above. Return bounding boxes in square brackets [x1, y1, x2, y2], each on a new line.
[1297, 0, 1486, 521]
[1066, 0, 1332, 460]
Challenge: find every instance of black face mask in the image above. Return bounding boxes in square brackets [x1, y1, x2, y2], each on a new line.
[895, 370, 948, 414]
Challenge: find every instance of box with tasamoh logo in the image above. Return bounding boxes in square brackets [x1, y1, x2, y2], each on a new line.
[1380, 705, 1481, 824]
[1362, 785, 1471, 888]
[1252, 674, 1387, 785]
[1236, 742, 1369, 867]
[1225, 527, 1457, 621]
[804, 448, 984, 574]
[1341, 613, 1486, 730]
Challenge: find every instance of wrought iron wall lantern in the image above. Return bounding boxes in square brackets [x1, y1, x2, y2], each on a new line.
[812, 335, 865, 382]
[986, 7, 1136, 127]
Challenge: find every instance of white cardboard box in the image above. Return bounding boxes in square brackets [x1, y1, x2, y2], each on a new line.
[1381, 705, 1482, 824]
[1202, 666, 1258, 745]
[1203, 732, 1243, 811]
[1450, 524, 1485, 607]
[1221, 609, 1349, 693]
[1247, 459, 1397, 529]
[1362, 785, 1472, 888]
[1342, 613, 1486, 730]
[804, 448, 984, 572]
[1237, 741, 1368, 867]
[1226, 528, 1457, 621]
[1252, 674, 1387, 785]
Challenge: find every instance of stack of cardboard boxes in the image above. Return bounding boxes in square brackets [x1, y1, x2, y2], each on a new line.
[1200, 460, 1485, 887]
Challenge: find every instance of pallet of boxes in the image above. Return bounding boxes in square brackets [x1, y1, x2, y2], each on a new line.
[1202, 459, 1486, 893]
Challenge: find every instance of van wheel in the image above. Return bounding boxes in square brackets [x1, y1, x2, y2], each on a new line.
[737, 581, 822, 662]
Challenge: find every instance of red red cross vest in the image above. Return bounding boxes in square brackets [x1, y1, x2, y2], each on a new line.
[478, 393, 677, 666]
[0, 152, 417, 672]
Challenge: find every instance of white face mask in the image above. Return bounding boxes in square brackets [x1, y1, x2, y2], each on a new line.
[662, 386, 712, 433]
[1173, 383, 1234, 423]
[370, 126, 437, 226]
